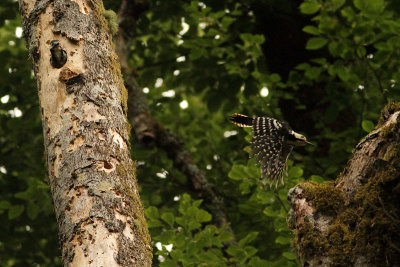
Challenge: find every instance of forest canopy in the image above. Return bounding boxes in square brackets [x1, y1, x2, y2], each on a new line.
[0, 0, 399, 266]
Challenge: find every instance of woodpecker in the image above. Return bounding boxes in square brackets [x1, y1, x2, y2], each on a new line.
[50, 40, 67, 68]
[230, 113, 312, 188]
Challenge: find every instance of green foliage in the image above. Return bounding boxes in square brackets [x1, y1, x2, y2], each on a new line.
[300, 1, 321, 15]
[147, 194, 233, 266]
[354, 0, 384, 14]
[361, 120, 375, 132]
[1, 0, 400, 266]
[306, 37, 328, 50]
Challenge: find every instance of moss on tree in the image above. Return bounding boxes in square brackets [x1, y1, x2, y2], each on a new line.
[294, 105, 400, 266]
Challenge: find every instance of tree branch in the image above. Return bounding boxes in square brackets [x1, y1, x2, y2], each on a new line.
[115, 0, 233, 234]
[288, 102, 400, 266]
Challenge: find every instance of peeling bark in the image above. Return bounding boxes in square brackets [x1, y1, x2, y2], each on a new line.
[115, 0, 234, 236]
[288, 102, 400, 266]
[18, 0, 151, 266]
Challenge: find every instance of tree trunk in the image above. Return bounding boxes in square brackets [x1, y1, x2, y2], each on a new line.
[288, 102, 400, 266]
[18, 0, 152, 266]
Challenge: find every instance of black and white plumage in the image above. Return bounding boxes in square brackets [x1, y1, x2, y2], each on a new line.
[230, 113, 312, 188]
[50, 40, 67, 69]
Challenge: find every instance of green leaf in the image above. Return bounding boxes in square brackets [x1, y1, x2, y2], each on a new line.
[253, 34, 265, 45]
[331, 0, 346, 10]
[148, 219, 163, 228]
[305, 66, 322, 80]
[160, 259, 178, 267]
[240, 33, 253, 43]
[0, 200, 11, 210]
[275, 236, 291, 245]
[274, 219, 290, 232]
[341, 6, 356, 20]
[159, 230, 175, 244]
[221, 17, 234, 27]
[228, 164, 247, 181]
[186, 206, 197, 217]
[325, 166, 339, 175]
[244, 246, 258, 257]
[300, 2, 321, 15]
[145, 206, 160, 219]
[161, 212, 175, 227]
[269, 73, 281, 82]
[282, 251, 297, 260]
[219, 231, 233, 243]
[354, 0, 384, 14]
[175, 217, 185, 227]
[249, 257, 270, 267]
[310, 175, 325, 183]
[182, 193, 191, 202]
[336, 66, 351, 81]
[306, 37, 328, 50]
[303, 25, 319, 35]
[27, 202, 39, 220]
[179, 194, 192, 215]
[328, 41, 339, 56]
[238, 232, 259, 247]
[188, 220, 201, 231]
[362, 120, 375, 132]
[192, 199, 203, 208]
[196, 209, 212, 223]
[226, 245, 246, 260]
[356, 46, 366, 57]
[288, 166, 303, 178]
[239, 181, 252, 194]
[189, 47, 207, 60]
[256, 190, 274, 204]
[263, 206, 279, 217]
[8, 205, 24, 220]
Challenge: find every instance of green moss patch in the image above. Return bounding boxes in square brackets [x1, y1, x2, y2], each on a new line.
[294, 221, 328, 260]
[294, 167, 400, 265]
[299, 181, 345, 215]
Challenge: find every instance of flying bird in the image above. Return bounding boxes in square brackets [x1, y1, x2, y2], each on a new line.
[230, 113, 312, 188]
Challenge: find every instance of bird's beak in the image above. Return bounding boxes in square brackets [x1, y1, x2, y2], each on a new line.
[304, 140, 314, 146]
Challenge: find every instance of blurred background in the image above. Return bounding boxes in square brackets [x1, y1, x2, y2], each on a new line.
[0, 0, 399, 266]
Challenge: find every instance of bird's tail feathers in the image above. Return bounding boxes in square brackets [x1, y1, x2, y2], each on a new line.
[230, 113, 253, 127]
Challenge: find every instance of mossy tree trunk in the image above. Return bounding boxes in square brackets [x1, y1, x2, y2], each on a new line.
[18, 0, 151, 266]
[288, 102, 400, 266]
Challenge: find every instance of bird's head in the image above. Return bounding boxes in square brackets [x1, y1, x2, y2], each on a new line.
[50, 40, 60, 47]
[287, 130, 313, 146]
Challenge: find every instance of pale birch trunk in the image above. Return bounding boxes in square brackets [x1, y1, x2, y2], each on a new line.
[18, 0, 152, 265]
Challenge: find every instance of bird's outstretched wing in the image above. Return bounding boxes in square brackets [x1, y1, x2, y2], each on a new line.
[250, 117, 293, 188]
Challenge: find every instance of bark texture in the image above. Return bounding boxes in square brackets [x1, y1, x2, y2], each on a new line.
[18, 0, 151, 266]
[115, 0, 233, 233]
[288, 102, 400, 266]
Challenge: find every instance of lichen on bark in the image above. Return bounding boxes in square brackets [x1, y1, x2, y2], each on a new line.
[289, 102, 400, 266]
[18, 0, 152, 265]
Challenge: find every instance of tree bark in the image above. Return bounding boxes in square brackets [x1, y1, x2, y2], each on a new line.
[288, 102, 400, 266]
[18, 0, 152, 266]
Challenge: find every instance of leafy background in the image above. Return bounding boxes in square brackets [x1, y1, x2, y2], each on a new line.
[0, 0, 399, 266]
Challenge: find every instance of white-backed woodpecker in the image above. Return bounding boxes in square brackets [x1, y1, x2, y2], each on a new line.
[230, 113, 312, 188]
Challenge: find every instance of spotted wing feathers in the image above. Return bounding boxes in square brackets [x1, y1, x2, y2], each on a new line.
[250, 117, 292, 188]
[230, 113, 254, 127]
